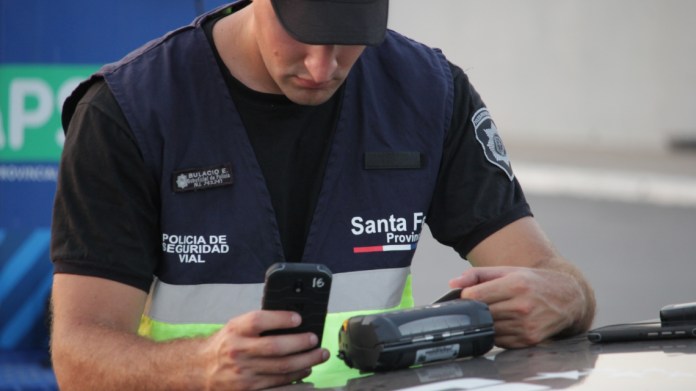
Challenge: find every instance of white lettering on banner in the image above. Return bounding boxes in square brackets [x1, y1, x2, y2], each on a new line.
[351, 214, 407, 235]
[0, 110, 5, 148]
[386, 232, 421, 244]
[0, 165, 58, 182]
[9, 79, 52, 150]
[162, 233, 230, 264]
[413, 212, 425, 232]
[351, 212, 425, 246]
[173, 166, 233, 192]
[1, 76, 83, 151]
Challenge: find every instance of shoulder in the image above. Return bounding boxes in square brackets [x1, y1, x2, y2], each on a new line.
[67, 79, 129, 135]
[368, 30, 447, 62]
[78, 80, 117, 111]
[357, 31, 454, 96]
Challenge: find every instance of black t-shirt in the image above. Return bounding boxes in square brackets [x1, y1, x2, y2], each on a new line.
[205, 18, 342, 266]
[51, 21, 531, 292]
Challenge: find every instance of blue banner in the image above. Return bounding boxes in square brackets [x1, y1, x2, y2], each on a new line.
[0, 0, 229, 354]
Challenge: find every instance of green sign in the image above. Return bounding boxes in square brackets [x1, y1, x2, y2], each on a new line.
[0, 65, 98, 162]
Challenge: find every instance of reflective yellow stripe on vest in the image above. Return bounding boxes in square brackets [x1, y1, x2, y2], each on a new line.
[138, 269, 414, 387]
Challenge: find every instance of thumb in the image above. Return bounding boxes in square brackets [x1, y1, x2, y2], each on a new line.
[449, 267, 509, 289]
[450, 267, 518, 304]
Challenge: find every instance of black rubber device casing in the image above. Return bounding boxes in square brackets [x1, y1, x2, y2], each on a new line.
[338, 299, 494, 372]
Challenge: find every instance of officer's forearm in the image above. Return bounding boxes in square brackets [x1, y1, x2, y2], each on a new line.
[51, 320, 208, 391]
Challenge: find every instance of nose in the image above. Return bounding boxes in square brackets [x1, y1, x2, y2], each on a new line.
[304, 45, 338, 83]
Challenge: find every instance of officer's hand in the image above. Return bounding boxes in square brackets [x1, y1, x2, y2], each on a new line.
[449, 266, 584, 348]
[202, 310, 329, 390]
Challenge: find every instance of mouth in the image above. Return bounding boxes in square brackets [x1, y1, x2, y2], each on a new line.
[294, 76, 333, 90]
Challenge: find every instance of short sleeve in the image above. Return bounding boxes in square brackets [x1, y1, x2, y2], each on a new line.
[426, 64, 532, 259]
[51, 80, 160, 292]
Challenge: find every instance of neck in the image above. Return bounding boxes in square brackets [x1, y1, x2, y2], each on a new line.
[212, 5, 279, 94]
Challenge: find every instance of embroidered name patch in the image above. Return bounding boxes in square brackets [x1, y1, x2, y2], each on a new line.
[472, 108, 514, 180]
[172, 163, 233, 193]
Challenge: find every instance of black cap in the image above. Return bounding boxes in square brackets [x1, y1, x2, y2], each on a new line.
[270, 0, 389, 46]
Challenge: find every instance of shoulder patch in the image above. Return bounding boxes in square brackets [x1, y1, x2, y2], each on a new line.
[472, 108, 514, 180]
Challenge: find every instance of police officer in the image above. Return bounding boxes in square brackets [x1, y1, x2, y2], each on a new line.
[50, 0, 595, 389]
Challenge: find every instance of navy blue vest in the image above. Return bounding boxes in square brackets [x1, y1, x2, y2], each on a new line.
[66, 6, 453, 287]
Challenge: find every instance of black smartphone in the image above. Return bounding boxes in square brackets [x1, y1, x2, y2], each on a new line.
[660, 302, 696, 323]
[587, 321, 696, 343]
[261, 262, 332, 347]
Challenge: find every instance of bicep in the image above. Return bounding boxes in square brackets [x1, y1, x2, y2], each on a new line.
[52, 82, 159, 292]
[51, 274, 147, 334]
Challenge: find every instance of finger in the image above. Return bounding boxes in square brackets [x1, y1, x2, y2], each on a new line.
[481, 288, 547, 326]
[486, 300, 525, 322]
[457, 275, 517, 305]
[232, 310, 302, 337]
[448, 267, 513, 289]
[257, 332, 322, 357]
[491, 315, 524, 335]
[241, 348, 329, 389]
[489, 302, 558, 348]
[255, 347, 330, 376]
[448, 268, 482, 289]
[494, 334, 532, 349]
[492, 318, 546, 348]
[254, 368, 313, 390]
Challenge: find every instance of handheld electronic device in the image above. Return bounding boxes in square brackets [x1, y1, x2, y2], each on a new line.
[660, 302, 696, 324]
[587, 321, 696, 343]
[433, 288, 463, 304]
[261, 262, 332, 347]
[337, 299, 495, 372]
[588, 301, 696, 343]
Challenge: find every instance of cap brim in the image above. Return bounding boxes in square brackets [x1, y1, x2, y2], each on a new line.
[271, 0, 389, 46]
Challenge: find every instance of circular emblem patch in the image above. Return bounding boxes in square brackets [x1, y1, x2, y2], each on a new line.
[176, 174, 190, 190]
